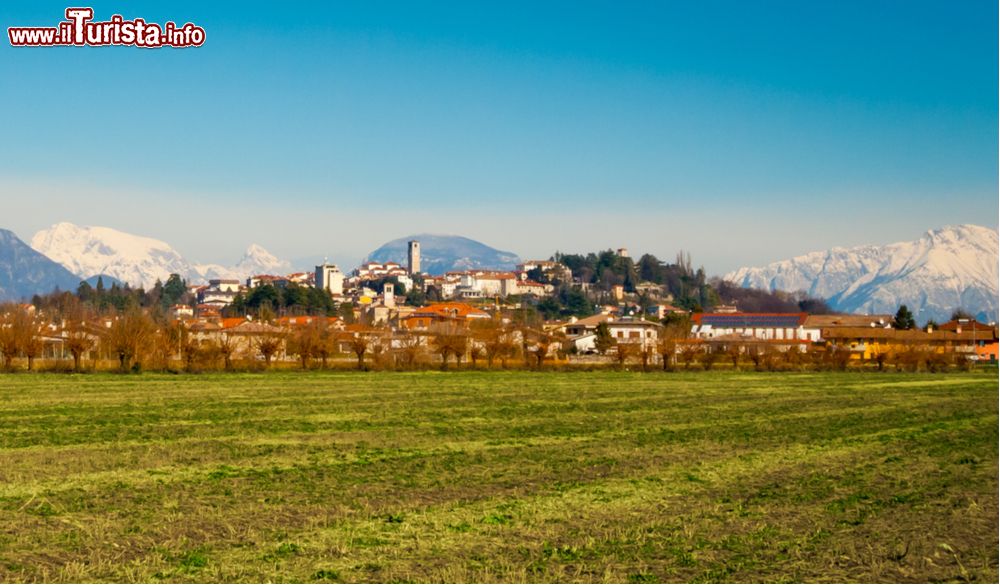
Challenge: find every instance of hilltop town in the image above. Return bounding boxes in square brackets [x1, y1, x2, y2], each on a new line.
[1, 238, 996, 373]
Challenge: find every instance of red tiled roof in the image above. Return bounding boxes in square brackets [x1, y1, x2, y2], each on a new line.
[411, 302, 490, 319]
[220, 317, 247, 330]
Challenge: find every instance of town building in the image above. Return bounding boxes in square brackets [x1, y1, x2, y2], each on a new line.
[691, 312, 818, 342]
[315, 262, 344, 295]
[197, 279, 242, 308]
[820, 326, 999, 361]
[401, 302, 491, 330]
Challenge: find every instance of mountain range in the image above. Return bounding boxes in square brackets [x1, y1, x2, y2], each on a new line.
[29, 222, 291, 290]
[0, 228, 82, 301]
[725, 225, 998, 323]
[364, 234, 521, 275]
[2, 221, 995, 322]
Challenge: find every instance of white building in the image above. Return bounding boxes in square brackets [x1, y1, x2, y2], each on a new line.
[691, 313, 818, 342]
[197, 279, 243, 308]
[315, 262, 344, 295]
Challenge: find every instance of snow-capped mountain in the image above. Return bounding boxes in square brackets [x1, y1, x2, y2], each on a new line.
[233, 243, 292, 276]
[194, 244, 292, 282]
[30, 222, 291, 289]
[724, 225, 999, 323]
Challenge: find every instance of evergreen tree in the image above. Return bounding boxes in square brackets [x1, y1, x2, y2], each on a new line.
[892, 305, 916, 330]
[594, 322, 615, 355]
[162, 274, 187, 307]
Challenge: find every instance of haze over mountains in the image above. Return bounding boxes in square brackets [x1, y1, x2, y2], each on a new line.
[725, 225, 999, 323]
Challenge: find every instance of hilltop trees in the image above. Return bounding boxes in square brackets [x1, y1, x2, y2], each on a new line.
[228, 283, 337, 318]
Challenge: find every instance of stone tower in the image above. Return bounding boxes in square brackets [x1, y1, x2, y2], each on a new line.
[407, 240, 421, 274]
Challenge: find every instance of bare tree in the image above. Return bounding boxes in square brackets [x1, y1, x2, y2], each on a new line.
[395, 330, 423, 368]
[102, 308, 156, 372]
[369, 328, 393, 370]
[657, 336, 677, 372]
[312, 320, 336, 369]
[0, 303, 27, 370]
[698, 344, 721, 371]
[431, 323, 469, 370]
[20, 314, 46, 371]
[218, 333, 237, 371]
[345, 330, 371, 370]
[64, 306, 97, 372]
[288, 324, 318, 370]
[679, 343, 699, 370]
[615, 339, 639, 369]
[254, 332, 285, 369]
[725, 343, 742, 370]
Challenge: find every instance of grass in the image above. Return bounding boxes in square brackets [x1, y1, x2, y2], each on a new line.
[0, 370, 996, 582]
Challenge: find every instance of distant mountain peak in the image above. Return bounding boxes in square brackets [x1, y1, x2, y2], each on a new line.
[30, 222, 292, 288]
[364, 234, 520, 275]
[233, 243, 291, 275]
[725, 225, 999, 323]
[31, 223, 190, 288]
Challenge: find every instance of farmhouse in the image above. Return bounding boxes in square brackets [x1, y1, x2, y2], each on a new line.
[820, 326, 999, 361]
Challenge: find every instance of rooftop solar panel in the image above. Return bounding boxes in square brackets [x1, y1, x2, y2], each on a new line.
[701, 315, 802, 328]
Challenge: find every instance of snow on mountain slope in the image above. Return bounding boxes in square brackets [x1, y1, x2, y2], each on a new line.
[233, 243, 292, 276]
[31, 222, 195, 289]
[193, 245, 292, 281]
[724, 225, 999, 323]
[31, 223, 291, 289]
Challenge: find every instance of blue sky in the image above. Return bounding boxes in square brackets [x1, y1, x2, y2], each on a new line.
[1, 1, 996, 273]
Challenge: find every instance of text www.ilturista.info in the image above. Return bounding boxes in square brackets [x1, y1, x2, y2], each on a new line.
[8, 7, 205, 48]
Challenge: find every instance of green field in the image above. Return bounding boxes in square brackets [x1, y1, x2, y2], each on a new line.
[0, 371, 996, 583]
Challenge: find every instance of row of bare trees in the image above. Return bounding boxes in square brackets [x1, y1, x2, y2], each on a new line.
[286, 319, 556, 371]
[0, 300, 979, 374]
